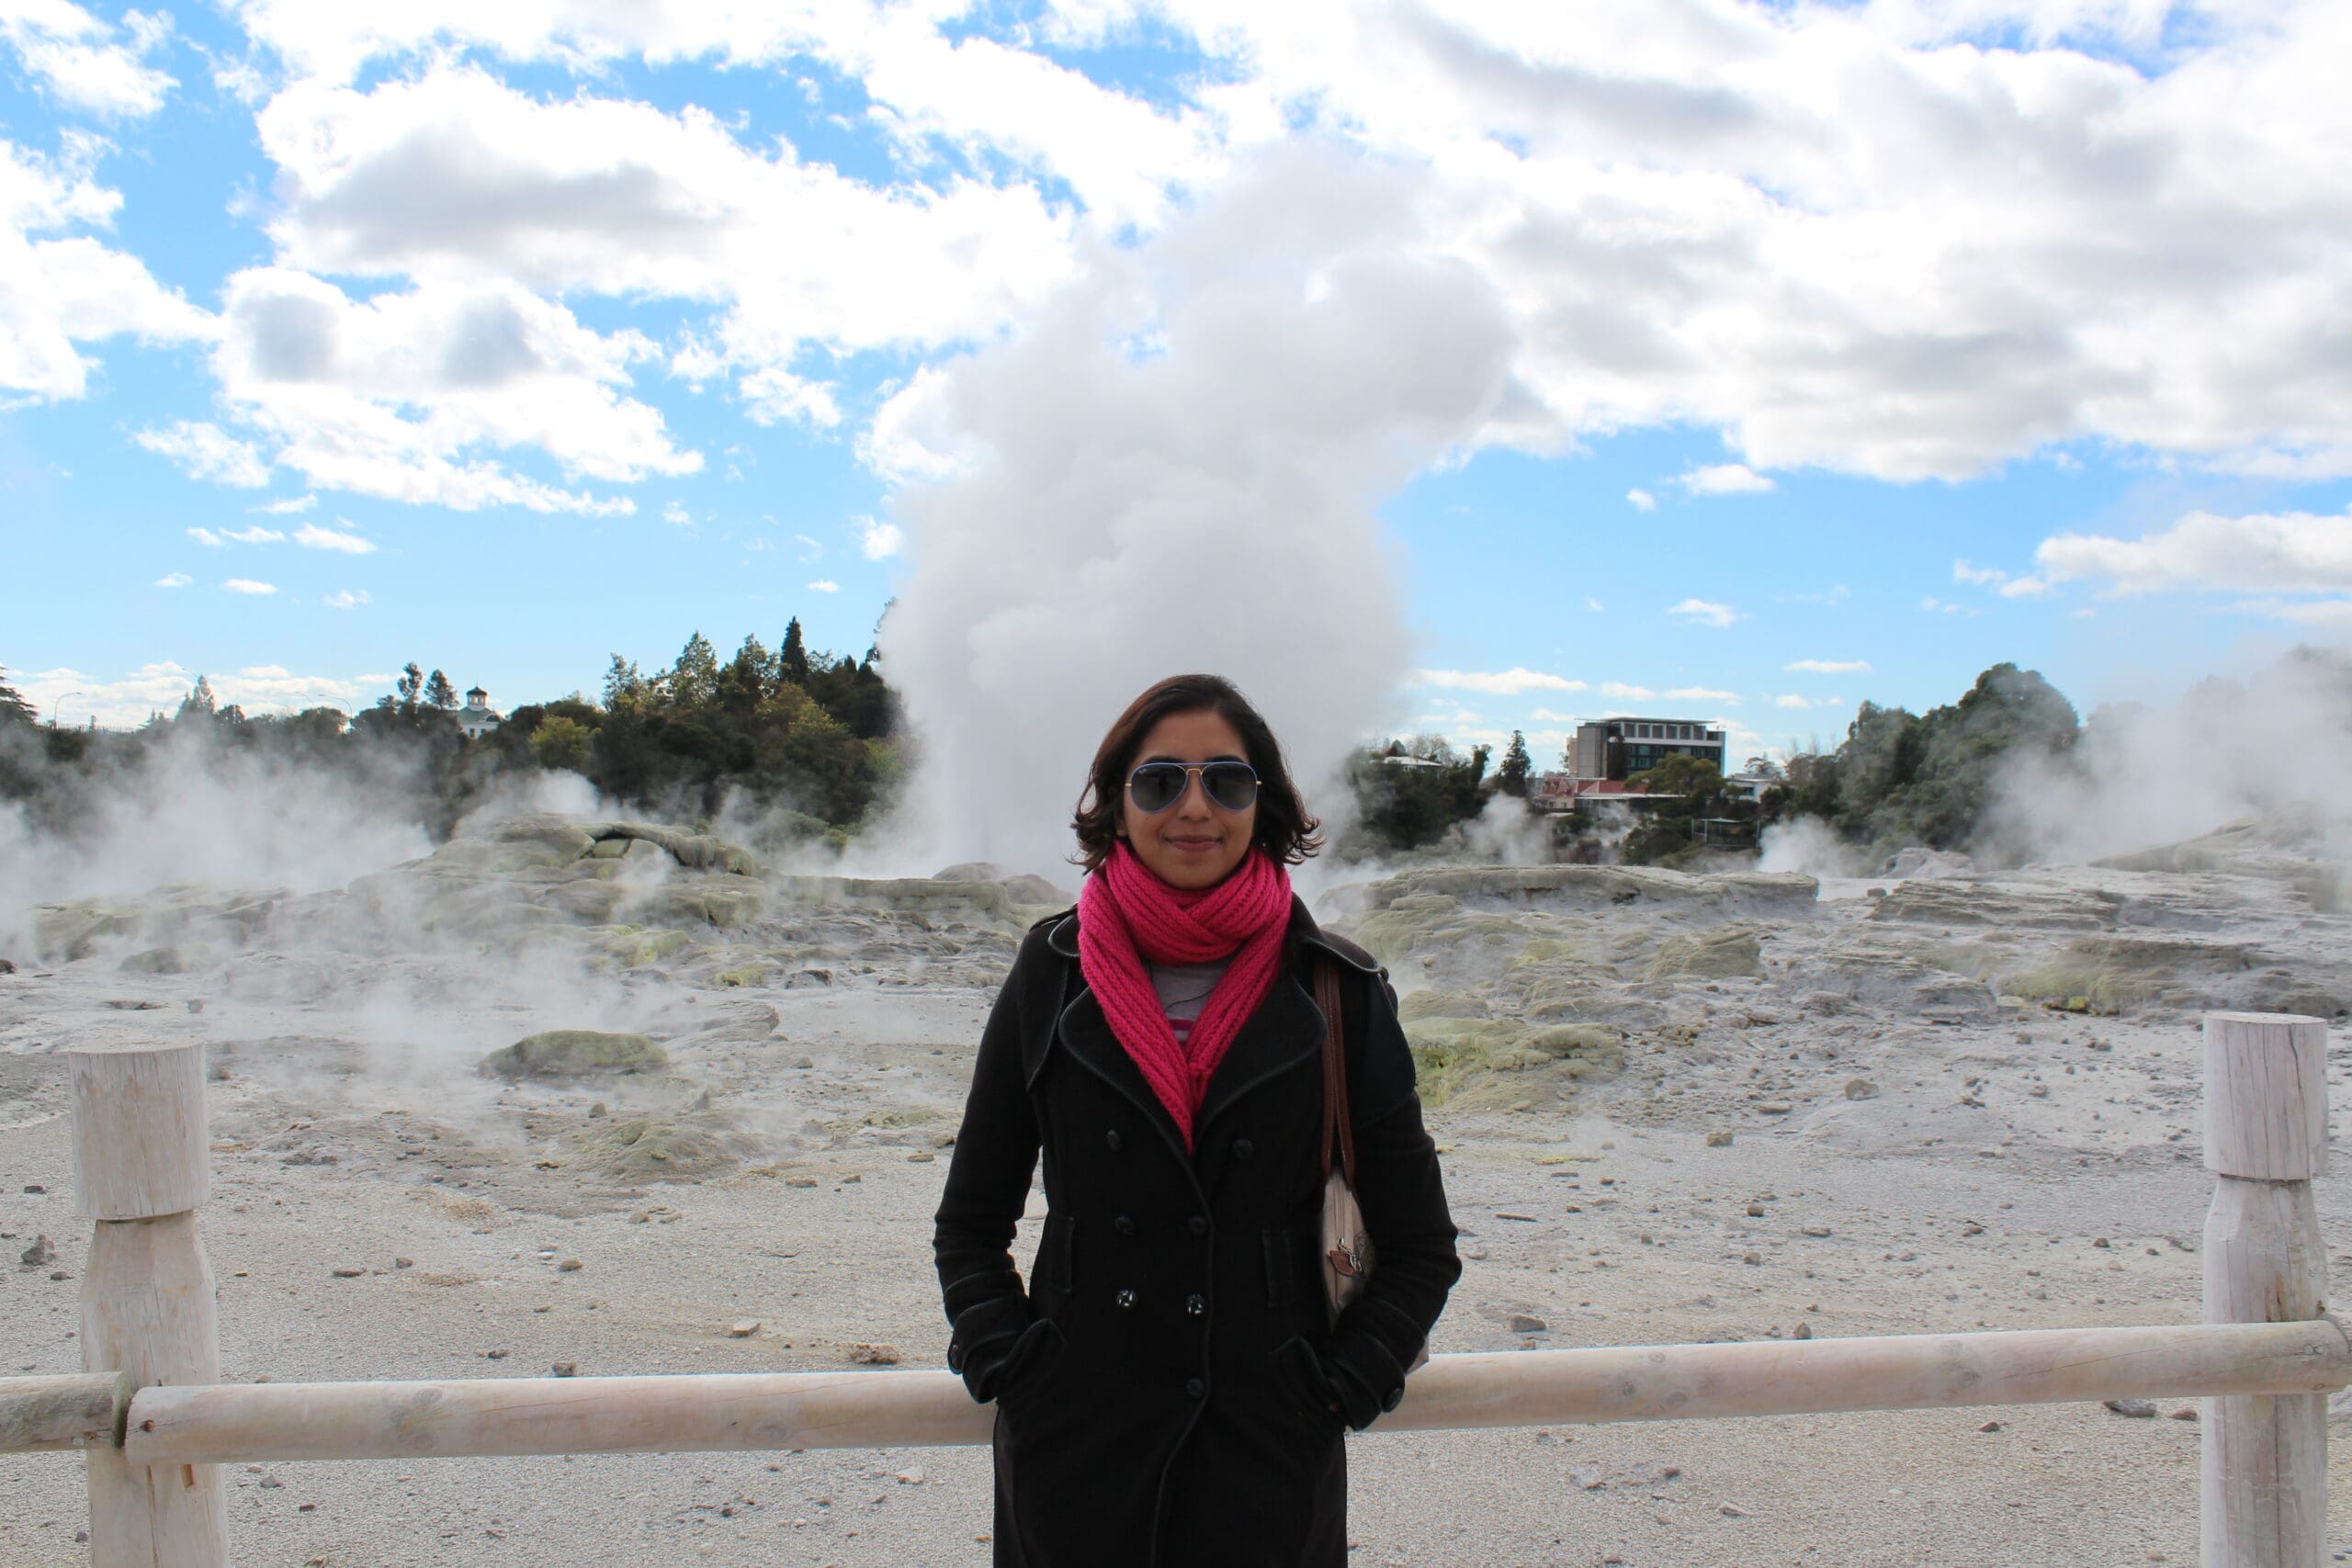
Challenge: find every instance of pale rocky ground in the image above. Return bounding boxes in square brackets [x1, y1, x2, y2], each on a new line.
[4, 813, 2351, 1567]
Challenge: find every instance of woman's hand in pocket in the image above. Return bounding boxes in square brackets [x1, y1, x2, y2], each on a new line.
[983, 1317, 1066, 1409]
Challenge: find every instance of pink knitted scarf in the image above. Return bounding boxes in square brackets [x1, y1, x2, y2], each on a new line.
[1077, 842, 1294, 1150]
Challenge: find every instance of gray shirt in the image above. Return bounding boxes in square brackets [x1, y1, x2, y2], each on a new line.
[1148, 957, 1231, 1047]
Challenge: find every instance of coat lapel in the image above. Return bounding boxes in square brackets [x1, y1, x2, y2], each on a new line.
[1192, 965, 1322, 1138]
[1054, 983, 1201, 1179]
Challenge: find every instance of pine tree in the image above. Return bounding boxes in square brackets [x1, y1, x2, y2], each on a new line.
[0, 667, 35, 726]
[395, 663, 424, 713]
[424, 669, 458, 710]
[178, 674, 218, 721]
[1498, 730, 1532, 796]
[778, 617, 811, 686]
[602, 655, 647, 712]
[670, 631, 719, 709]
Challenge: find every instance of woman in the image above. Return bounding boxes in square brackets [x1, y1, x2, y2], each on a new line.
[933, 673, 1461, 1566]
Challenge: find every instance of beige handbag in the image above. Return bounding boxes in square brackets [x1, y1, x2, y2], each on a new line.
[1314, 960, 1429, 1371]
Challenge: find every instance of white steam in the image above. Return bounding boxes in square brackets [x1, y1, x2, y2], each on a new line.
[1758, 817, 1862, 879]
[875, 146, 1521, 879]
[1996, 648, 2352, 864]
[0, 725, 433, 956]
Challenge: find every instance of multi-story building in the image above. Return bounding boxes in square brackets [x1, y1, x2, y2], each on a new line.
[1569, 716, 1727, 781]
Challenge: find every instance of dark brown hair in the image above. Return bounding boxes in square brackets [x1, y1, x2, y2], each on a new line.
[1071, 673, 1323, 873]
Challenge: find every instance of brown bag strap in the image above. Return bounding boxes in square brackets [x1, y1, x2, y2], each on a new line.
[1316, 957, 1357, 1190]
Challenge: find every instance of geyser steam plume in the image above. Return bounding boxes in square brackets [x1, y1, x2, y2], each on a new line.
[878, 147, 1520, 877]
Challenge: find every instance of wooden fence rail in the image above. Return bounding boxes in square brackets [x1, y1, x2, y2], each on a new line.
[0, 1009, 2332, 1567]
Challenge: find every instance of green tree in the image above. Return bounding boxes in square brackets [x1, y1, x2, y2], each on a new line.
[1497, 730, 1532, 797]
[424, 669, 458, 710]
[669, 631, 719, 710]
[1340, 740, 1492, 854]
[718, 635, 773, 718]
[531, 714, 594, 772]
[1629, 752, 1724, 804]
[395, 663, 424, 714]
[778, 617, 811, 687]
[602, 655, 650, 713]
[0, 668, 37, 726]
[1784, 661, 2081, 860]
[177, 675, 218, 721]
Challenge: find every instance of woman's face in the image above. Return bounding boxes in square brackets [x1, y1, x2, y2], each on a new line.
[1116, 708, 1259, 891]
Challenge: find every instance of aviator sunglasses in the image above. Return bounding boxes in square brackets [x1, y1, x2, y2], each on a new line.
[1125, 760, 1261, 814]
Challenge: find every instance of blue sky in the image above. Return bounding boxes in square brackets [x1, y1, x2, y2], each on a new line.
[4, 0, 2348, 772]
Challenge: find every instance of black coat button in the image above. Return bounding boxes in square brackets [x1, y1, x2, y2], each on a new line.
[1232, 1139, 1253, 1161]
[1114, 1214, 1137, 1236]
[1106, 1129, 1125, 1152]
[1185, 1377, 1205, 1399]
[1115, 1288, 1137, 1309]
[946, 1343, 965, 1372]
[1187, 1214, 1208, 1237]
[1185, 1293, 1206, 1316]
[1382, 1384, 1405, 1413]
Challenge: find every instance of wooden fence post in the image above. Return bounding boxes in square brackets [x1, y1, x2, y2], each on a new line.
[2201, 1011, 2330, 1567]
[71, 1042, 228, 1568]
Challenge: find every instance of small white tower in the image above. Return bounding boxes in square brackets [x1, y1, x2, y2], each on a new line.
[457, 685, 503, 739]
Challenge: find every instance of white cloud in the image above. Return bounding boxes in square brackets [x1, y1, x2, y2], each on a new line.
[807, 578, 841, 593]
[251, 493, 317, 513]
[855, 515, 905, 560]
[187, 4, 2352, 487]
[1954, 557, 2056, 599]
[153, 571, 189, 588]
[1776, 694, 1814, 709]
[292, 521, 376, 553]
[1529, 706, 1580, 723]
[1584, 595, 1603, 613]
[16, 660, 366, 727]
[1625, 488, 1656, 512]
[1668, 597, 1743, 627]
[2226, 596, 2352, 626]
[203, 265, 688, 513]
[1678, 463, 1776, 497]
[134, 421, 270, 487]
[1600, 682, 1653, 701]
[1661, 685, 1737, 704]
[740, 367, 842, 431]
[1450, 725, 1571, 756]
[186, 526, 224, 547]
[244, 64, 1081, 457]
[662, 501, 692, 526]
[221, 525, 283, 545]
[1409, 667, 1588, 695]
[1784, 659, 1870, 673]
[0, 1, 175, 118]
[2037, 507, 2352, 595]
[794, 533, 823, 561]
[0, 137, 215, 400]
[221, 578, 277, 594]
[322, 588, 369, 608]
[232, 9, 1216, 231]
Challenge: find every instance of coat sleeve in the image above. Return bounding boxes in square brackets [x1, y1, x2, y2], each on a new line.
[1319, 965, 1460, 1427]
[931, 936, 1047, 1402]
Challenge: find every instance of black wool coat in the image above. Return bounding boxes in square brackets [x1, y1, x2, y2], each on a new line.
[933, 897, 1461, 1568]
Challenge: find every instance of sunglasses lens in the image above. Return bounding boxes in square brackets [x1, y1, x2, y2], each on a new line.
[1204, 762, 1259, 811]
[1128, 764, 1185, 813]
